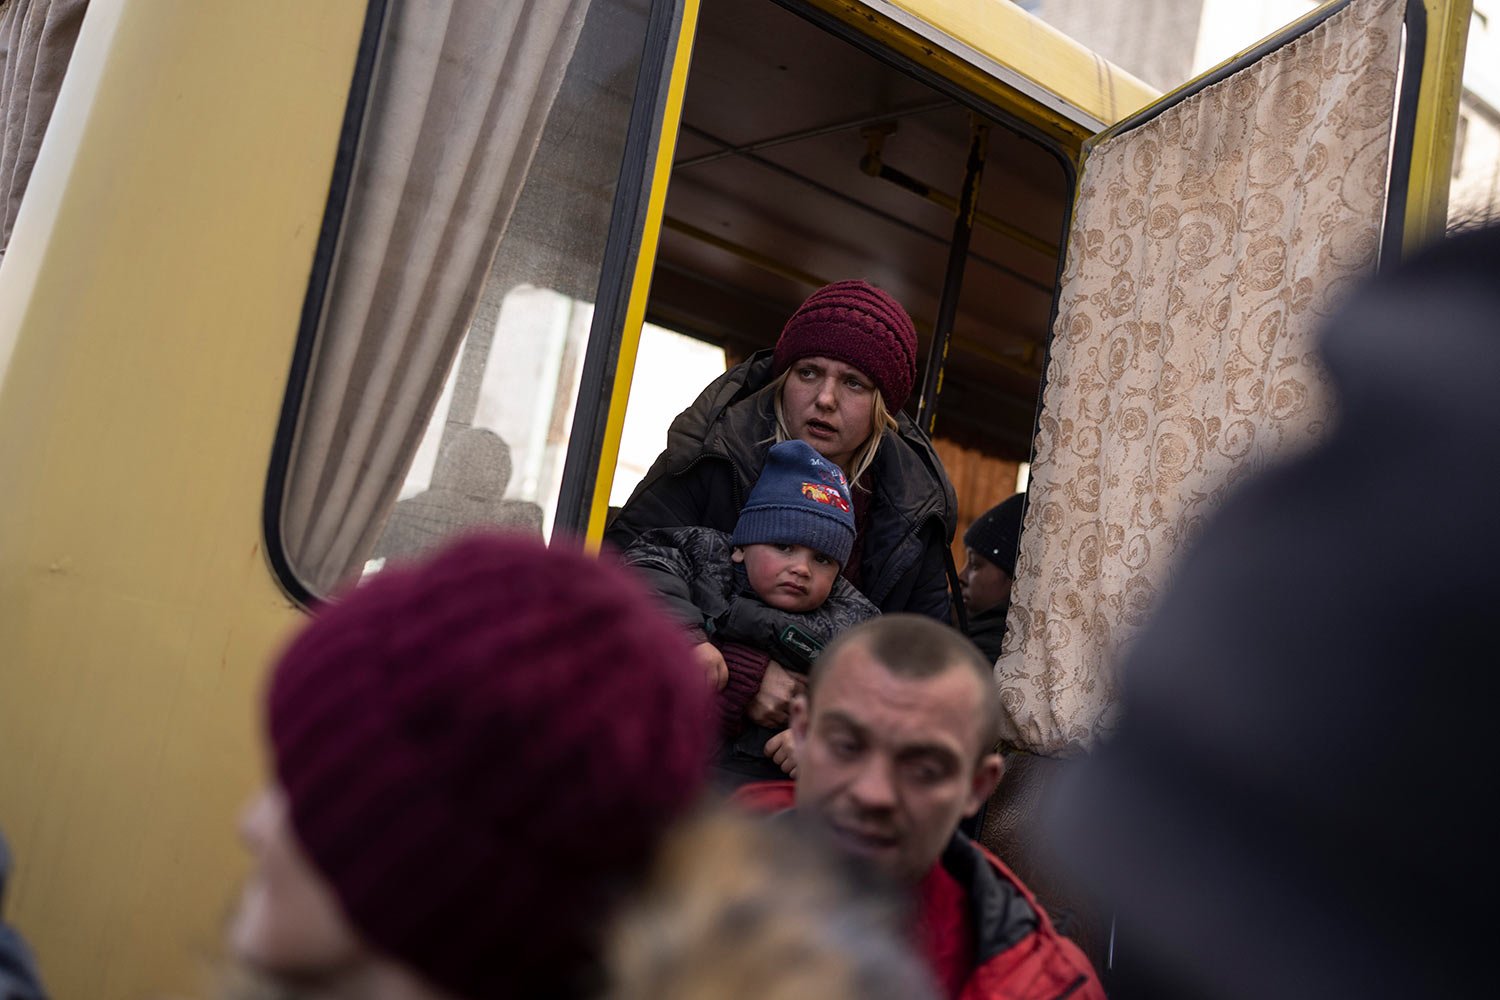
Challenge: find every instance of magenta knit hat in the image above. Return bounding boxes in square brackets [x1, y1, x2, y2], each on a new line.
[265, 533, 711, 999]
[772, 279, 919, 411]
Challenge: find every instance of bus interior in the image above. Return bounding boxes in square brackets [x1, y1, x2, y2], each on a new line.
[644, 0, 1070, 467]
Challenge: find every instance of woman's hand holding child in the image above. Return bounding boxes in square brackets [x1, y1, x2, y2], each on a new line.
[692, 641, 729, 691]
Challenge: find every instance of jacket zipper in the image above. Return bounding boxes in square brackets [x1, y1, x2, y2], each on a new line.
[671, 452, 744, 511]
[868, 510, 946, 605]
[1056, 974, 1088, 999]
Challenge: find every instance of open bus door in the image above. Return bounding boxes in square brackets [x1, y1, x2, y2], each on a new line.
[1000, 0, 1471, 752]
[584, 0, 1467, 564]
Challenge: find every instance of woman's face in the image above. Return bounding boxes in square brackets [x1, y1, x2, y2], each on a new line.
[780, 356, 877, 473]
[230, 786, 365, 982]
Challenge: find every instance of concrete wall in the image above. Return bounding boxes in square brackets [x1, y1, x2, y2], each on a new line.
[1025, 0, 1206, 91]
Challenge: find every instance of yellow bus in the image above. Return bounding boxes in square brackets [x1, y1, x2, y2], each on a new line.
[0, 0, 1469, 996]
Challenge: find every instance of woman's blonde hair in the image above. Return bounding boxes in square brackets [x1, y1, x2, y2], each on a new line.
[768, 368, 899, 486]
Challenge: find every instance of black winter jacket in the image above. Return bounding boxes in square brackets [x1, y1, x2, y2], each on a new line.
[621, 526, 879, 669]
[606, 352, 958, 620]
[966, 603, 1011, 663]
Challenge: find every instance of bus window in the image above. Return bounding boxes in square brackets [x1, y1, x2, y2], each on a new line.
[267, 0, 667, 600]
[610, 323, 728, 507]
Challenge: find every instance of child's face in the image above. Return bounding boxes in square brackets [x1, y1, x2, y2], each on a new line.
[733, 542, 839, 613]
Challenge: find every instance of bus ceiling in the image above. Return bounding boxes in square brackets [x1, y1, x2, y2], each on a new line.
[641, 0, 1155, 461]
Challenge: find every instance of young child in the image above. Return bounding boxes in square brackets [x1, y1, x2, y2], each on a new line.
[622, 439, 879, 786]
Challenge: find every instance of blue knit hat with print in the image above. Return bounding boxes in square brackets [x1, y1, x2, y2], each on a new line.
[732, 440, 856, 566]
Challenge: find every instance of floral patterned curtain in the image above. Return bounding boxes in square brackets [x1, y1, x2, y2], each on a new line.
[996, 0, 1408, 755]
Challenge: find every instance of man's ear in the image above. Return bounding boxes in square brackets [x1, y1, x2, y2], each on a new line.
[789, 692, 809, 745]
[731, 546, 746, 564]
[963, 752, 1004, 819]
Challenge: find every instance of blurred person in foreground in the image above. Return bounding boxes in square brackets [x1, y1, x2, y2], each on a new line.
[1, 831, 46, 1000]
[958, 493, 1026, 662]
[1045, 224, 1500, 998]
[227, 534, 711, 1000]
[737, 615, 1104, 1000]
[606, 808, 939, 1000]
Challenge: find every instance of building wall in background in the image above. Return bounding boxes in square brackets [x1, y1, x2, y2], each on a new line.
[1450, 2, 1500, 224]
[1028, 0, 1500, 226]
[1022, 0, 1206, 90]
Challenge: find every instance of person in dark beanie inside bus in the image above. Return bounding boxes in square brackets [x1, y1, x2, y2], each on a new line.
[227, 534, 712, 1000]
[1, 831, 46, 1000]
[959, 493, 1025, 662]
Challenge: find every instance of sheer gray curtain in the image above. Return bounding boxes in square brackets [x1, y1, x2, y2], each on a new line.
[0, 0, 87, 262]
[281, 0, 590, 594]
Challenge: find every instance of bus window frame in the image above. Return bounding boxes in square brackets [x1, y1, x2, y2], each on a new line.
[262, 0, 391, 609]
[555, 0, 699, 541]
[262, 0, 695, 606]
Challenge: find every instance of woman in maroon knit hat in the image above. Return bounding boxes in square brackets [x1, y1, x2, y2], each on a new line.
[228, 533, 712, 1000]
[607, 280, 958, 763]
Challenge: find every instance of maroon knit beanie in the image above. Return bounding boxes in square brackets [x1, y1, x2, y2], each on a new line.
[772, 279, 918, 412]
[265, 533, 711, 999]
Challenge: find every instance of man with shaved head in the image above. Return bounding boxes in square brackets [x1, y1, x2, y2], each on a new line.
[738, 615, 1102, 1000]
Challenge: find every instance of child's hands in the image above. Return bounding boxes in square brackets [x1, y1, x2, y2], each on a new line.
[692, 641, 729, 691]
[748, 660, 805, 727]
[764, 729, 798, 778]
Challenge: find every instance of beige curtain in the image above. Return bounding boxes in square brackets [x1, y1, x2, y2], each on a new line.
[0, 0, 87, 262]
[996, 0, 1407, 754]
[282, 0, 590, 594]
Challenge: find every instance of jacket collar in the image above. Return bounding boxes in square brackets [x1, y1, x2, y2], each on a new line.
[967, 602, 1011, 631]
[940, 833, 1042, 963]
[750, 791, 1044, 966]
